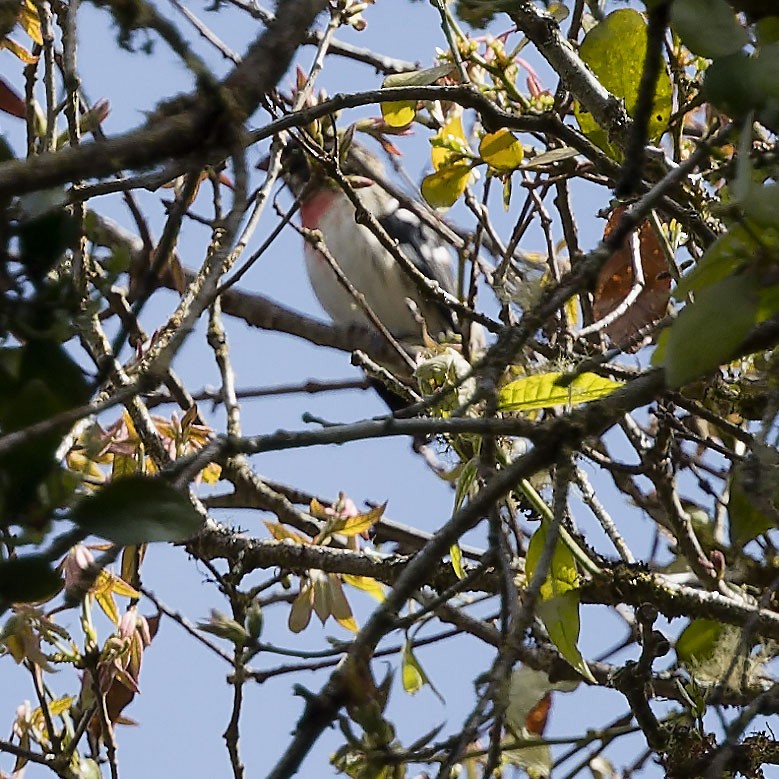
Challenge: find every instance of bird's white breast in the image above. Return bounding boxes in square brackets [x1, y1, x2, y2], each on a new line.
[302, 191, 430, 337]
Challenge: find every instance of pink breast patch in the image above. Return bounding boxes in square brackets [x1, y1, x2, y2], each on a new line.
[300, 189, 338, 230]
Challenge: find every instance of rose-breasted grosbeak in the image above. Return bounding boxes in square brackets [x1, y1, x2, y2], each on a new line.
[277, 139, 458, 345]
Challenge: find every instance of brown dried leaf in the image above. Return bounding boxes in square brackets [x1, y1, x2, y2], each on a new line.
[0, 75, 26, 118]
[90, 614, 158, 741]
[592, 207, 671, 344]
[525, 692, 552, 736]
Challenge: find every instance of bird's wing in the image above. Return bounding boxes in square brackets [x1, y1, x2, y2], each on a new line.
[377, 206, 458, 331]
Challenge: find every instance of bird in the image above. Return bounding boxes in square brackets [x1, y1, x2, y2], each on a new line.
[275, 136, 459, 346]
[269, 134, 469, 412]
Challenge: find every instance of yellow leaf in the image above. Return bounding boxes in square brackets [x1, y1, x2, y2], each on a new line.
[565, 294, 579, 328]
[199, 462, 222, 484]
[264, 521, 309, 544]
[0, 37, 37, 64]
[381, 100, 415, 128]
[431, 114, 468, 171]
[342, 574, 385, 601]
[94, 589, 120, 625]
[310, 570, 358, 631]
[498, 371, 623, 412]
[47, 696, 75, 717]
[308, 497, 330, 521]
[421, 163, 471, 210]
[479, 129, 524, 172]
[333, 502, 386, 537]
[19, 0, 42, 45]
[335, 614, 359, 632]
[120, 545, 145, 590]
[381, 63, 455, 126]
[66, 451, 105, 484]
[548, 2, 570, 22]
[450, 543, 465, 580]
[107, 575, 140, 599]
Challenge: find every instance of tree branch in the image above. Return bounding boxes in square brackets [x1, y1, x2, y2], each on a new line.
[0, 0, 329, 198]
[506, 1, 633, 148]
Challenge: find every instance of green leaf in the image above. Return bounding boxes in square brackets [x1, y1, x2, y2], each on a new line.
[758, 284, 779, 322]
[701, 49, 779, 125]
[383, 64, 455, 88]
[420, 163, 471, 209]
[401, 639, 425, 694]
[729, 471, 775, 548]
[0, 342, 90, 522]
[676, 619, 724, 666]
[75, 758, 102, 779]
[197, 609, 250, 645]
[671, 0, 748, 59]
[20, 340, 91, 410]
[664, 272, 760, 388]
[527, 522, 578, 599]
[479, 129, 523, 172]
[523, 146, 579, 169]
[454, 457, 479, 513]
[450, 458, 478, 581]
[18, 197, 77, 280]
[70, 475, 203, 545]
[739, 183, 779, 231]
[55, 99, 110, 149]
[673, 224, 761, 300]
[526, 522, 595, 682]
[246, 601, 263, 639]
[0, 555, 62, 603]
[758, 17, 779, 46]
[703, 53, 757, 118]
[401, 639, 444, 701]
[0, 134, 14, 164]
[498, 372, 623, 412]
[575, 9, 672, 155]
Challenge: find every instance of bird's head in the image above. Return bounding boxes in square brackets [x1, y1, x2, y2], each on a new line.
[276, 138, 321, 199]
[264, 133, 387, 202]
